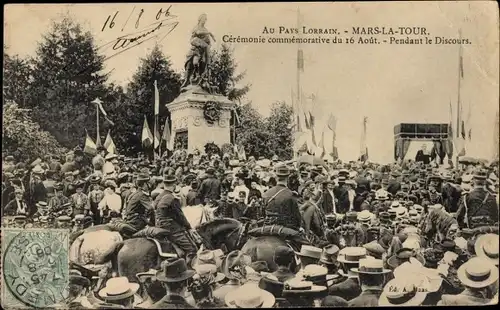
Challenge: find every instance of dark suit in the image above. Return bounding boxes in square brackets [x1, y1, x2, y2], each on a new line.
[185, 189, 201, 206]
[348, 289, 381, 307]
[4, 199, 28, 216]
[415, 150, 431, 164]
[155, 190, 197, 255]
[456, 187, 499, 229]
[151, 294, 194, 309]
[197, 175, 221, 202]
[263, 184, 302, 230]
[328, 277, 361, 301]
[333, 186, 350, 214]
[441, 183, 462, 213]
[318, 190, 335, 214]
[123, 189, 152, 232]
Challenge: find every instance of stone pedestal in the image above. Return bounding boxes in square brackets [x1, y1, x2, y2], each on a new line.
[167, 87, 234, 153]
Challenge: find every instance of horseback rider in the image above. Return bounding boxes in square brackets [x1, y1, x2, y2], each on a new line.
[262, 164, 302, 231]
[155, 174, 198, 265]
[456, 169, 499, 229]
[113, 171, 153, 238]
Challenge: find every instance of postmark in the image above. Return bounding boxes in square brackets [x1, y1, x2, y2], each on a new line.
[2, 229, 69, 308]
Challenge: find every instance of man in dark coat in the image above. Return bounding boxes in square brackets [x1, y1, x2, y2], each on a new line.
[387, 171, 402, 196]
[415, 144, 431, 164]
[155, 175, 198, 263]
[347, 259, 388, 307]
[272, 246, 296, 282]
[456, 169, 499, 229]
[152, 259, 195, 309]
[333, 176, 350, 214]
[262, 165, 302, 231]
[119, 172, 153, 237]
[197, 167, 221, 203]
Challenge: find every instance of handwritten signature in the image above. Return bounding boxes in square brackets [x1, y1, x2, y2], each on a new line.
[72, 5, 179, 76]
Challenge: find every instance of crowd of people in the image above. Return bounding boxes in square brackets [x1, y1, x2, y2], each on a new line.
[2, 142, 499, 308]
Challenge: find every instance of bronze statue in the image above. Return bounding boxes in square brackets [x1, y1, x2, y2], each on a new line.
[181, 13, 216, 90]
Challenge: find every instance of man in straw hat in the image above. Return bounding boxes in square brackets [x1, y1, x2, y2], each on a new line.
[225, 282, 276, 308]
[348, 258, 391, 306]
[456, 168, 498, 229]
[328, 247, 367, 300]
[152, 258, 195, 308]
[379, 276, 429, 306]
[262, 164, 302, 231]
[98, 276, 140, 308]
[295, 245, 322, 269]
[474, 233, 499, 266]
[439, 256, 498, 305]
[282, 277, 327, 307]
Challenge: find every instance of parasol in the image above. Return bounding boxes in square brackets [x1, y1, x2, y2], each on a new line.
[297, 155, 328, 168]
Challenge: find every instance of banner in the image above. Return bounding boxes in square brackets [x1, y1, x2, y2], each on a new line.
[83, 130, 97, 155]
[104, 130, 116, 154]
[142, 116, 153, 147]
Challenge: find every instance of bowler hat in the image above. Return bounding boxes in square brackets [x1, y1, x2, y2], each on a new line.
[69, 269, 91, 287]
[259, 274, 284, 298]
[387, 248, 426, 269]
[136, 172, 150, 182]
[156, 258, 195, 282]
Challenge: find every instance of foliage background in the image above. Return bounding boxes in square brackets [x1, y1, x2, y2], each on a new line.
[3, 15, 294, 161]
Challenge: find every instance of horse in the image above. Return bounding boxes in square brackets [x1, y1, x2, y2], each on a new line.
[241, 235, 300, 273]
[420, 209, 458, 247]
[70, 218, 244, 281]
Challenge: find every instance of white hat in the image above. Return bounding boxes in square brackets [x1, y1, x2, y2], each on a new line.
[379, 277, 429, 306]
[352, 258, 391, 274]
[457, 257, 499, 288]
[474, 234, 499, 266]
[98, 277, 139, 301]
[225, 283, 275, 308]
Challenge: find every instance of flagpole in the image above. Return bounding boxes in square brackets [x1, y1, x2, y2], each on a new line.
[455, 29, 462, 164]
[96, 101, 100, 146]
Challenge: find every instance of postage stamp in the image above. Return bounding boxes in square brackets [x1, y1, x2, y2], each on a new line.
[1, 229, 70, 309]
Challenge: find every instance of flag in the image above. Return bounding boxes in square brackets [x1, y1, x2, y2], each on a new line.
[461, 120, 466, 139]
[83, 130, 97, 155]
[154, 80, 160, 116]
[92, 98, 114, 126]
[318, 129, 326, 159]
[162, 118, 172, 151]
[103, 130, 116, 154]
[303, 112, 311, 129]
[154, 125, 161, 150]
[141, 116, 154, 147]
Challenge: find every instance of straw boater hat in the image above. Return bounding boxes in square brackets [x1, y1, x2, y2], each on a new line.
[282, 278, 327, 298]
[379, 277, 429, 306]
[69, 269, 91, 287]
[225, 283, 275, 308]
[337, 247, 367, 264]
[474, 234, 499, 266]
[295, 245, 322, 260]
[457, 257, 499, 288]
[300, 264, 328, 286]
[32, 165, 45, 175]
[135, 269, 157, 283]
[156, 258, 195, 283]
[357, 210, 374, 223]
[352, 258, 391, 275]
[99, 277, 140, 301]
[105, 153, 118, 161]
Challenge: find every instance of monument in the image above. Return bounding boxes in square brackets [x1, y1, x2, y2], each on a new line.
[167, 13, 234, 153]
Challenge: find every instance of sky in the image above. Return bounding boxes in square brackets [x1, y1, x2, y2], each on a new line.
[4, 2, 499, 163]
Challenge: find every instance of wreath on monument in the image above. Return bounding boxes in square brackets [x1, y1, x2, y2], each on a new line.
[203, 101, 222, 124]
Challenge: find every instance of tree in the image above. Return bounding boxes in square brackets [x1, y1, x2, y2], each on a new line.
[27, 16, 109, 147]
[124, 44, 182, 154]
[265, 101, 294, 160]
[235, 103, 270, 158]
[209, 44, 250, 101]
[2, 101, 67, 161]
[3, 47, 33, 105]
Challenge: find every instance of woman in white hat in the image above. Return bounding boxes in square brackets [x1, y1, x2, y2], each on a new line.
[439, 256, 498, 305]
